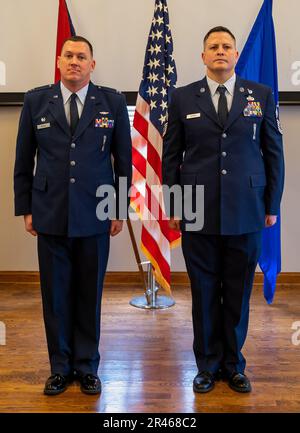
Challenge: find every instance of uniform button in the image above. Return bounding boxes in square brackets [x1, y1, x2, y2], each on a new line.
[70, 178, 76, 183]
[222, 133, 227, 138]
[70, 161, 76, 166]
[71, 143, 76, 148]
[222, 152, 227, 157]
[221, 169, 227, 175]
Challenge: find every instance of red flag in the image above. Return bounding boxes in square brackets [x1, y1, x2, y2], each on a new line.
[54, 0, 76, 82]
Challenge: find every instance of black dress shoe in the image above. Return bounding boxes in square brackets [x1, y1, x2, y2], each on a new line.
[193, 371, 215, 393]
[228, 372, 252, 393]
[78, 374, 101, 395]
[44, 374, 70, 395]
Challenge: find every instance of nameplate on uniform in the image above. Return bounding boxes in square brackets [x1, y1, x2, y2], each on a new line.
[186, 113, 201, 119]
[37, 123, 51, 130]
[243, 101, 262, 117]
[95, 117, 114, 128]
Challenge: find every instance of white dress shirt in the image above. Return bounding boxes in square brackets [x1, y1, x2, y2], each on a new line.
[206, 73, 236, 113]
[60, 81, 89, 125]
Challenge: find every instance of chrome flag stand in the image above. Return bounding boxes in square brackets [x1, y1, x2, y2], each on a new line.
[130, 261, 175, 310]
[127, 220, 175, 310]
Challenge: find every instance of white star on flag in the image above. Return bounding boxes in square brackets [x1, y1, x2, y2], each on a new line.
[150, 100, 157, 110]
[166, 64, 174, 74]
[160, 100, 168, 110]
[155, 30, 163, 40]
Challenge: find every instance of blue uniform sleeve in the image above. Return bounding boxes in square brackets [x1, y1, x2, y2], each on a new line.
[14, 93, 37, 216]
[260, 88, 285, 215]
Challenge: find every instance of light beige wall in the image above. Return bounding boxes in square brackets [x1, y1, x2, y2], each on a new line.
[0, 105, 299, 272]
[0, 107, 38, 270]
[0, 0, 300, 92]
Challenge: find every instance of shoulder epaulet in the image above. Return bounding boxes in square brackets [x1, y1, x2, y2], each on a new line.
[97, 85, 122, 95]
[28, 84, 54, 94]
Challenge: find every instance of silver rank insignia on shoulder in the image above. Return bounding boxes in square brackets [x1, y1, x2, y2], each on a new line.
[90, 96, 95, 100]
[53, 95, 58, 98]
[200, 87, 205, 93]
[239, 87, 245, 92]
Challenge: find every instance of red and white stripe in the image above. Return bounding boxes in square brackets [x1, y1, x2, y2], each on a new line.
[131, 95, 181, 292]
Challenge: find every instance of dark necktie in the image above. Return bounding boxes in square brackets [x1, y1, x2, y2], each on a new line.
[217, 85, 228, 127]
[70, 93, 79, 135]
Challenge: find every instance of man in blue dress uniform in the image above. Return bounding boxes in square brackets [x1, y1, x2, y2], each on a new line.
[14, 36, 132, 395]
[163, 27, 284, 393]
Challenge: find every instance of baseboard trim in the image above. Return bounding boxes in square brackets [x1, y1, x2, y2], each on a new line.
[0, 271, 299, 288]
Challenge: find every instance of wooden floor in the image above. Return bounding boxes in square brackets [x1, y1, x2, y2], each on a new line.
[0, 280, 300, 413]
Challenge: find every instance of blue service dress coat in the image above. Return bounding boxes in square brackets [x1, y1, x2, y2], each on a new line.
[14, 81, 132, 236]
[162, 76, 284, 234]
[14, 81, 132, 377]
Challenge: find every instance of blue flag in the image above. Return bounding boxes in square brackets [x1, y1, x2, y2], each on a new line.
[236, 0, 281, 304]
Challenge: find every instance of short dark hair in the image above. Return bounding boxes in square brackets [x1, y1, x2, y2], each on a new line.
[203, 26, 236, 46]
[61, 36, 94, 57]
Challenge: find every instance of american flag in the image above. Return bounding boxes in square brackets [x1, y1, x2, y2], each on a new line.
[131, 0, 181, 292]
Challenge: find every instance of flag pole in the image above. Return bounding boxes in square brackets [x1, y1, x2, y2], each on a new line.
[127, 219, 175, 309]
[126, 218, 148, 293]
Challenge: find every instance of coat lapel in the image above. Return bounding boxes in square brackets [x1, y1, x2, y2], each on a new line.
[195, 76, 251, 131]
[195, 77, 222, 128]
[225, 77, 249, 130]
[73, 82, 104, 140]
[48, 82, 70, 137]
